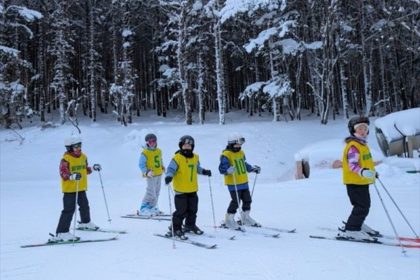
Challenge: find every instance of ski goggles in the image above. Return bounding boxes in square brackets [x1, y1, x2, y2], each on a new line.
[237, 137, 245, 144]
[183, 139, 194, 145]
[72, 143, 82, 148]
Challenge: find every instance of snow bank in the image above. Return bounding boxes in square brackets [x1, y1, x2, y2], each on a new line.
[374, 108, 420, 142]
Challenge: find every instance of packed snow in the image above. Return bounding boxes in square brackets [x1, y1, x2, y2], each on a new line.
[374, 108, 420, 141]
[1, 112, 419, 280]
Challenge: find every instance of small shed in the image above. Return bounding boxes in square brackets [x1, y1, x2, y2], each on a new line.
[374, 108, 420, 158]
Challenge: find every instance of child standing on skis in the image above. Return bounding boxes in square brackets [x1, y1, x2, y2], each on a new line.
[138, 133, 165, 216]
[164, 135, 212, 240]
[219, 133, 261, 229]
[49, 136, 101, 242]
[338, 116, 380, 242]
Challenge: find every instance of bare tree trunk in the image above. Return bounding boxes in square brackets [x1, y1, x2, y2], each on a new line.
[268, 40, 279, 122]
[88, 0, 96, 121]
[361, 4, 372, 115]
[197, 53, 205, 124]
[177, 5, 192, 125]
[214, 0, 225, 125]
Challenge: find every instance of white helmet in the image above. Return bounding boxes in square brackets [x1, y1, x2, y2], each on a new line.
[228, 133, 245, 145]
[64, 136, 82, 147]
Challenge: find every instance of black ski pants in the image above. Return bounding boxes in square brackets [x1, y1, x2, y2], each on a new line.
[56, 191, 91, 234]
[172, 192, 198, 231]
[345, 184, 371, 231]
[227, 189, 252, 214]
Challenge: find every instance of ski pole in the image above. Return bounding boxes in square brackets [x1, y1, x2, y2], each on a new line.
[208, 177, 217, 229]
[97, 169, 112, 223]
[232, 173, 242, 216]
[373, 182, 406, 255]
[377, 177, 419, 238]
[250, 173, 258, 198]
[167, 183, 176, 249]
[72, 178, 80, 245]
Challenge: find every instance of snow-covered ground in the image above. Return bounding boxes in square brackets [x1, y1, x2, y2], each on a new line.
[1, 112, 419, 280]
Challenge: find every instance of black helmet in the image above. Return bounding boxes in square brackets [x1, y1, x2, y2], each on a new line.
[348, 116, 370, 136]
[179, 135, 194, 151]
[145, 133, 157, 142]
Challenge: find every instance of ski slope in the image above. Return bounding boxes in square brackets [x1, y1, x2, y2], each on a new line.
[1, 112, 419, 280]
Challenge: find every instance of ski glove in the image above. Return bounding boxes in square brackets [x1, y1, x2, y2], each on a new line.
[226, 166, 235, 175]
[202, 169, 212, 177]
[251, 165, 261, 174]
[69, 173, 82, 181]
[360, 168, 375, 179]
[165, 176, 173, 185]
[146, 170, 154, 178]
[93, 164, 102, 171]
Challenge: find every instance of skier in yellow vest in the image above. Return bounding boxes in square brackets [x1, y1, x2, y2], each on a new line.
[219, 133, 261, 229]
[49, 136, 101, 242]
[337, 116, 380, 242]
[164, 135, 212, 240]
[138, 133, 165, 216]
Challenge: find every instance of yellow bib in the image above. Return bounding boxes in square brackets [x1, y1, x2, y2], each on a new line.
[61, 153, 88, 193]
[172, 153, 199, 193]
[342, 140, 375, 185]
[222, 150, 249, 185]
[142, 148, 164, 176]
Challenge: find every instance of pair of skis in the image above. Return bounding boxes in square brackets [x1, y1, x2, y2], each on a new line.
[21, 227, 126, 248]
[310, 227, 420, 249]
[155, 224, 297, 249]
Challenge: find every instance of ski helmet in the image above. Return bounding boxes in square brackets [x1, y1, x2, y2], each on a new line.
[228, 133, 245, 145]
[145, 133, 157, 143]
[179, 135, 195, 150]
[64, 136, 82, 151]
[348, 116, 370, 136]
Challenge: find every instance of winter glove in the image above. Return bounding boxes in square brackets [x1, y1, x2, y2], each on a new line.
[251, 165, 261, 174]
[226, 166, 235, 175]
[165, 176, 173, 185]
[93, 164, 102, 171]
[360, 168, 375, 179]
[69, 173, 82, 181]
[202, 169, 212, 177]
[146, 170, 154, 178]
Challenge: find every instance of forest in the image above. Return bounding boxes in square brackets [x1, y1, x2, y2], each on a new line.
[1, 0, 419, 127]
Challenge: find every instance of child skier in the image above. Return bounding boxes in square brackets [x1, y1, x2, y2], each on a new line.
[49, 136, 101, 242]
[164, 135, 212, 240]
[337, 116, 380, 242]
[219, 133, 261, 229]
[138, 133, 165, 216]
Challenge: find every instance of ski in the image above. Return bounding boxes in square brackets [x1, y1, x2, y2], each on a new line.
[237, 220, 296, 234]
[218, 224, 280, 239]
[153, 233, 217, 249]
[77, 227, 127, 234]
[21, 236, 118, 248]
[135, 210, 171, 217]
[309, 235, 420, 249]
[184, 230, 236, 240]
[121, 214, 171, 221]
[259, 226, 296, 234]
[317, 226, 420, 243]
